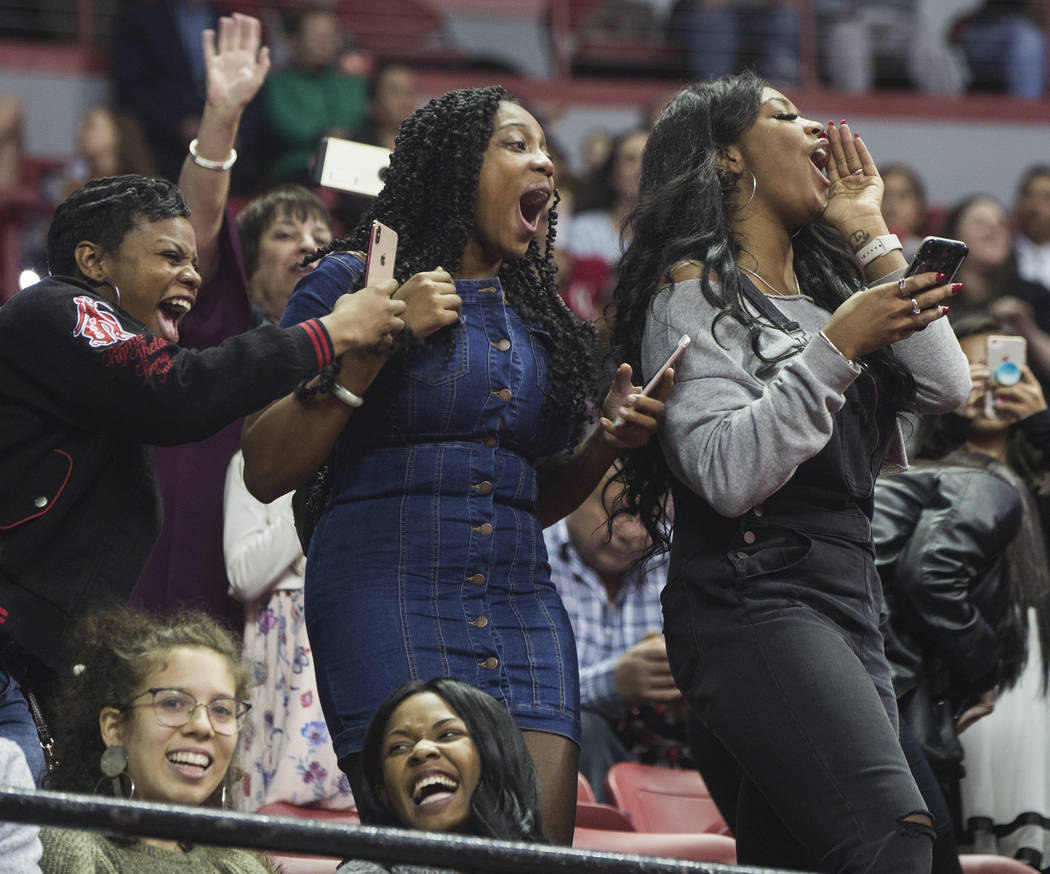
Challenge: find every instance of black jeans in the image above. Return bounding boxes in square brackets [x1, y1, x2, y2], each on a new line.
[664, 517, 934, 874]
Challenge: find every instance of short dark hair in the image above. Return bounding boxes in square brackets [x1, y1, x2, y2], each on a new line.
[1017, 164, 1050, 198]
[357, 678, 545, 842]
[236, 183, 332, 279]
[46, 174, 189, 277]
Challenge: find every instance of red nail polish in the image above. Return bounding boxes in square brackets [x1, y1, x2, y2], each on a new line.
[942, 306, 951, 316]
[840, 119, 847, 126]
[854, 133, 860, 138]
[951, 283, 962, 294]
[819, 131, 828, 139]
[828, 120, 835, 127]
[936, 272, 947, 282]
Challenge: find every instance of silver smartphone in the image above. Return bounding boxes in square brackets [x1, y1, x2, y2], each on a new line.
[311, 137, 391, 198]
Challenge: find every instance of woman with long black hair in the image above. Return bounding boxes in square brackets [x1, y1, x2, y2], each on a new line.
[611, 72, 970, 872]
[241, 85, 668, 844]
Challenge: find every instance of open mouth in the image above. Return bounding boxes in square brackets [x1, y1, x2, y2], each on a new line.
[157, 296, 193, 343]
[519, 188, 551, 233]
[167, 750, 213, 775]
[412, 773, 459, 807]
[810, 142, 830, 183]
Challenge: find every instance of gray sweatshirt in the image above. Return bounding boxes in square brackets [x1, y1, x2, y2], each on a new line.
[641, 270, 971, 519]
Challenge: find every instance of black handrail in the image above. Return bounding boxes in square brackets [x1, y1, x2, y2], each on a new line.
[0, 788, 808, 874]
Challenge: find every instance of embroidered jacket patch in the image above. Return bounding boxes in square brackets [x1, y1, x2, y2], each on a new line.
[72, 295, 136, 348]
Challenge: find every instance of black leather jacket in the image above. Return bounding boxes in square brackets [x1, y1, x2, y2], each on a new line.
[873, 464, 1022, 703]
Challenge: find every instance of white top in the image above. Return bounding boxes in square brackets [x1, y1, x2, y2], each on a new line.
[1014, 235, 1050, 291]
[0, 738, 41, 874]
[560, 210, 623, 264]
[223, 450, 305, 603]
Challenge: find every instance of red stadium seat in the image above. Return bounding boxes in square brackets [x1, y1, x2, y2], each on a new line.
[575, 800, 635, 831]
[573, 827, 737, 864]
[605, 762, 730, 835]
[576, 771, 596, 803]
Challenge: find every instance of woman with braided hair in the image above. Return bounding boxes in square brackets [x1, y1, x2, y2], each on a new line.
[241, 85, 669, 843]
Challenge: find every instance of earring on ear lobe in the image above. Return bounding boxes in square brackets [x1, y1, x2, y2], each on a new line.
[98, 276, 121, 309]
[738, 169, 758, 211]
[96, 744, 134, 799]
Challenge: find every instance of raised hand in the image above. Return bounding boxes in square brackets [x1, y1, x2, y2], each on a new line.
[203, 13, 270, 114]
[821, 120, 884, 235]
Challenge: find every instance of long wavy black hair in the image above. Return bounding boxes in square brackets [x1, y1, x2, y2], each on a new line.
[356, 678, 545, 842]
[308, 85, 597, 438]
[611, 72, 917, 550]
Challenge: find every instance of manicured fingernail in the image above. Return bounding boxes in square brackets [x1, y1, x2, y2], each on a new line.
[854, 133, 860, 139]
[951, 283, 962, 294]
[840, 119, 847, 126]
[941, 306, 951, 316]
[936, 272, 947, 282]
[819, 130, 828, 139]
[828, 120, 835, 127]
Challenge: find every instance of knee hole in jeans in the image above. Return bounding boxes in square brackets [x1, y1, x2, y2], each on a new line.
[898, 810, 935, 839]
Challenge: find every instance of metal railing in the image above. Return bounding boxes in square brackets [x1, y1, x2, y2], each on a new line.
[0, 788, 812, 874]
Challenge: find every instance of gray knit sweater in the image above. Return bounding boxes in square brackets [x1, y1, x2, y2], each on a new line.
[642, 270, 971, 518]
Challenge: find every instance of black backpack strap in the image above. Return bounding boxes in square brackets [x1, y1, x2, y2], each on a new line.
[737, 274, 802, 333]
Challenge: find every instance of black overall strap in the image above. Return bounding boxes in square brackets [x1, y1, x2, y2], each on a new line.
[737, 275, 802, 333]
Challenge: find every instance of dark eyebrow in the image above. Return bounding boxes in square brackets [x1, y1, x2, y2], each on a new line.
[764, 96, 797, 113]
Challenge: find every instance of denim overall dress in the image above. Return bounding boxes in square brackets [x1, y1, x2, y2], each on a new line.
[281, 253, 581, 760]
[661, 281, 933, 873]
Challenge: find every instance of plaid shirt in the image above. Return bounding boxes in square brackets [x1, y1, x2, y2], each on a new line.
[544, 519, 668, 719]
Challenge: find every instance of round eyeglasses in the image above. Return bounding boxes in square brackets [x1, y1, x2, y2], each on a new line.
[125, 687, 251, 736]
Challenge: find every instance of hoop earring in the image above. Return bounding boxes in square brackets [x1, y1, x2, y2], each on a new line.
[220, 773, 231, 810]
[95, 744, 135, 799]
[739, 169, 757, 211]
[99, 276, 121, 309]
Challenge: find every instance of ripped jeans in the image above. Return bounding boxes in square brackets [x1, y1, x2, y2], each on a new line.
[664, 514, 934, 873]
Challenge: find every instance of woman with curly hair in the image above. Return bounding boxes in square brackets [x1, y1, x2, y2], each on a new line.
[43, 609, 270, 872]
[241, 85, 668, 843]
[610, 72, 970, 871]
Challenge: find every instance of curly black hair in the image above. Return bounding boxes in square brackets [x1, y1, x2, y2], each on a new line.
[48, 609, 249, 806]
[611, 72, 917, 552]
[46, 174, 189, 277]
[307, 85, 597, 439]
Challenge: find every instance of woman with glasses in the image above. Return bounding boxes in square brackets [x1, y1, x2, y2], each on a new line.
[41, 609, 270, 872]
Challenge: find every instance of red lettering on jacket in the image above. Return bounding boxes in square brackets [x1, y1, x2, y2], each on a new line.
[102, 334, 174, 383]
[72, 296, 136, 348]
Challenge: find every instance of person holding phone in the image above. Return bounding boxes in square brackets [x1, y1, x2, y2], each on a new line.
[240, 85, 670, 845]
[917, 312, 1050, 870]
[610, 72, 971, 872]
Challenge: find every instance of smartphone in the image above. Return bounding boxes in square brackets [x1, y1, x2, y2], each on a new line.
[364, 220, 397, 286]
[984, 334, 1027, 418]
[642, 334, 691, 397]
[612, 335, 690, 427]
[904, 236, 969, 283]
[311, 137, 391, 197]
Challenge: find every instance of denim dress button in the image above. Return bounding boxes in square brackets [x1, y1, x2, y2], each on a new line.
[469, 616, 489, 628]
[474, 481, 493, 495]
[474, 522, 493, 536]
[492, 338, 511, 351]
[478, 656, 499, 669]
[481, 435, 497, 448]
[743, 530, 756, 545]
[495, 388, 512, 402]
[467, 573, 486, 586]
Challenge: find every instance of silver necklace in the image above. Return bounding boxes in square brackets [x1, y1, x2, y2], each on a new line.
[739, 265, 800, 297]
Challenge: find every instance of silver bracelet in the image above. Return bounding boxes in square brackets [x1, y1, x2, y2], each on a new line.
[331, 380, 364, 408]
[819, 330, 859, 369]
[188, 138, 237, 171]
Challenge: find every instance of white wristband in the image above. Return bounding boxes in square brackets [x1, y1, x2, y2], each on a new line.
[331, 380, 364, 408]
[854, 234, 902, 267]
[188, 138, 237, 171]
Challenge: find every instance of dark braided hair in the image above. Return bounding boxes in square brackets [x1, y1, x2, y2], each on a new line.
[46, 174, 189, 277]
[611, 72, 917, 552]
[306, 85, 597, 438]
